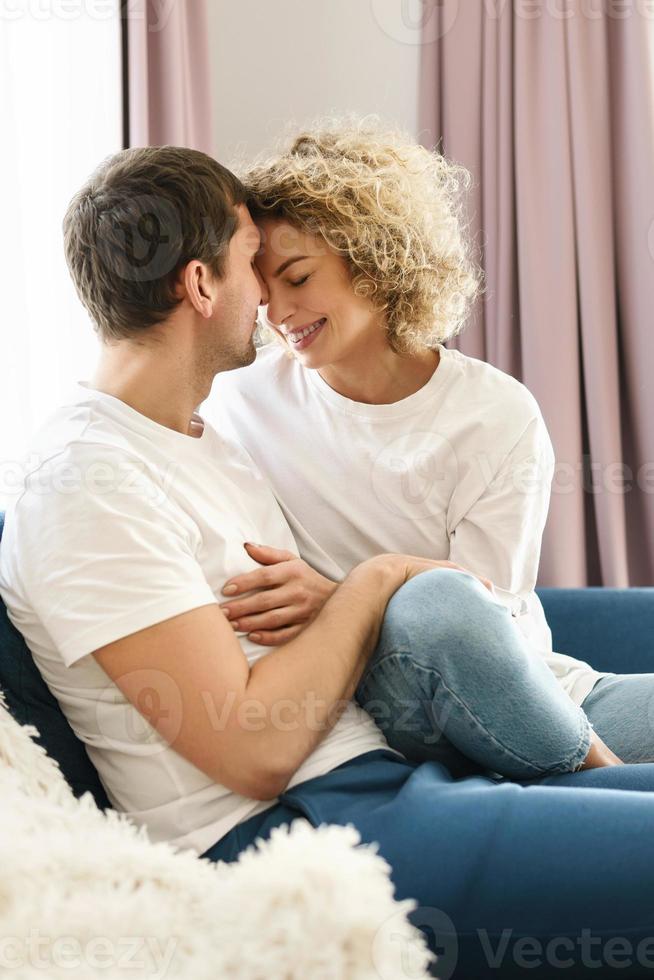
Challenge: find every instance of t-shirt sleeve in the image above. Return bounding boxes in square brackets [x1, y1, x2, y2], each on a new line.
[14, 446, 218, 667]
[447, 413, 556, 616]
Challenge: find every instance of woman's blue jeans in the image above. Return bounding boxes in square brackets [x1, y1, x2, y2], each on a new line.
[354, 568, 594, 779]
[354, 568, 654, 773]
[203, 569, 654, 977]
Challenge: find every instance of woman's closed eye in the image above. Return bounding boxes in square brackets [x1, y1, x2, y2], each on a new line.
[289, 274, 311, 287]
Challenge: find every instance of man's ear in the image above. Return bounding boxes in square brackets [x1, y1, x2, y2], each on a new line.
[178, 260, 216, 319]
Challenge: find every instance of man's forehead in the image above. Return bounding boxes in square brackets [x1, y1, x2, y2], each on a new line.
[234, 206, 261, 250]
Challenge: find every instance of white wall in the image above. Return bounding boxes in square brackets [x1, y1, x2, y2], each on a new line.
[208, 0, 422, 163]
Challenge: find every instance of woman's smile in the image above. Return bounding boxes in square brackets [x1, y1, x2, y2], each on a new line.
[283, 317, 327, 350]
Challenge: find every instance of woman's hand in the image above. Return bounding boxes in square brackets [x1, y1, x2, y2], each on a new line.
[219, 543, 338, 646]
[221, 545, 494, 646]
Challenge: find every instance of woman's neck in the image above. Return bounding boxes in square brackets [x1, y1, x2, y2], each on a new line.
[317, 345, 440, 405]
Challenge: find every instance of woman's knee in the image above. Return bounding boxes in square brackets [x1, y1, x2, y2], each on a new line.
[383, 567, 503, 647]
[390, 566, 487, 608]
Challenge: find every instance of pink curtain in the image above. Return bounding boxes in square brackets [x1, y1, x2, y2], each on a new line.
[420, 0, 654, 587]
[126, 0, 214, 154]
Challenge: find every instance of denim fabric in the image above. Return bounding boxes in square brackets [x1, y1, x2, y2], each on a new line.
[201, 571, 654, 976]
[354, 568, 591, 779]
[581, 673, 654, 763]
[203, 749, 654, 978]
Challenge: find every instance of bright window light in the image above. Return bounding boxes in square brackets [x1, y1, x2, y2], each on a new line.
[0, 1, 122, 509]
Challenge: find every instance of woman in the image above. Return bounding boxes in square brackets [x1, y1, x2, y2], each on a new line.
[206, 117, 646, 772]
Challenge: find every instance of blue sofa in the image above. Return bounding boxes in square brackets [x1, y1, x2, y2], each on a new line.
[1, 509, 653, 810]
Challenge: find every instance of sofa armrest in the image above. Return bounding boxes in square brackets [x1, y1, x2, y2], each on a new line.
[536, 588, 654, 676]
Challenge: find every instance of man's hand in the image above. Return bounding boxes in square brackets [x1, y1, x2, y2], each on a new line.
[220, 543, 338, 646]
[401, 556, 495, 595]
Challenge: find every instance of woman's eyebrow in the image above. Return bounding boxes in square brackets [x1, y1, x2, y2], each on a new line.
[274, 255, 309, 277]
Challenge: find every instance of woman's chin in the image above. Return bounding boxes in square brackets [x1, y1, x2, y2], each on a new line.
[292, 347, 328, 369]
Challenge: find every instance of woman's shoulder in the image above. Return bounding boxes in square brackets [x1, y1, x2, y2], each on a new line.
[440, 346, 554, 466]
[443, 345, 543, 422]
[219, 341, 298, 394]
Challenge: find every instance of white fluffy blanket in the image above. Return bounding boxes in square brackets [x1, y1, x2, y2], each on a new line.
[0, 699, 435, 979]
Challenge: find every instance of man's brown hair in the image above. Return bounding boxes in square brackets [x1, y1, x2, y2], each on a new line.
[63, 145, 247, 342]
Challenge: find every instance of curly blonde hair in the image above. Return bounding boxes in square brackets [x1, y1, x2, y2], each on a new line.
[240, 116, 481, 354]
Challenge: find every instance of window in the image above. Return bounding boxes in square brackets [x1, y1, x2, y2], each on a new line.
[0, 1, 122, 509]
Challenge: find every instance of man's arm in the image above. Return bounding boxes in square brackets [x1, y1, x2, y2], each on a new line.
[217, 544, 495, 645]
[92, 555, 407, 802]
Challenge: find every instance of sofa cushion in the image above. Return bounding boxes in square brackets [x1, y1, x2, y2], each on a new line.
[0, 511, 111, 809]
[537, 587, 654, 676]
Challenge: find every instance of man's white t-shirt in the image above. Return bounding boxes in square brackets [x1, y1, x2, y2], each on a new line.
[0, 383, 392, 854]
[208, 342, 611, 707]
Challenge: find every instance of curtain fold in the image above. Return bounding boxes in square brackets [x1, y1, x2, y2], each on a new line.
[419, 0, 654, 587]
[126, 0, 214, 154]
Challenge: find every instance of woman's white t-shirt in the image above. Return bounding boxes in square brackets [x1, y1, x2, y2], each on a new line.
[0, 383, 392, 854]
[208, 342, 610, 707]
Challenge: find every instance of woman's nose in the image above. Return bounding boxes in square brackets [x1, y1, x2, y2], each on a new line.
[265, 293, 293, 328]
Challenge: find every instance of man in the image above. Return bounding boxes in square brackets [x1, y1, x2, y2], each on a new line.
[1, 146, 653, 978]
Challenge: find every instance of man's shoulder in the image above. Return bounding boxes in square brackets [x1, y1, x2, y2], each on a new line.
[22, 428, 158, 499]
[10, 401, 168, 535]
[27, 395, 148, 466]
